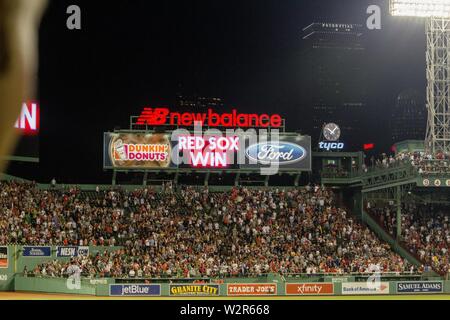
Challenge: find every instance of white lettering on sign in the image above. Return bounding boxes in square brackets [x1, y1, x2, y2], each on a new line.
[14, 103, 39, 132]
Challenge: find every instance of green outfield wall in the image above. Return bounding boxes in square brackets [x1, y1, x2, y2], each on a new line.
[2, 245, 450, 297]
[11, 276, 450, 297]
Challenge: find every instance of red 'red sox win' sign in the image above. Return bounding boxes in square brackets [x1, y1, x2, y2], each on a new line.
[136, 108, 283, 128]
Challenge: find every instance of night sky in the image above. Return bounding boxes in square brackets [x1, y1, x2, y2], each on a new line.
[18, 0, 428, 183]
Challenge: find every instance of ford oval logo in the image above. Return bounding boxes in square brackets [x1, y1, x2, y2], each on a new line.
[245, 142, 307, 165]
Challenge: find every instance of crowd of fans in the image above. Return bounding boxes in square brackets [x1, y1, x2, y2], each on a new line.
[321, 149, 450, 180]
[1, 181, 417, 278]
[371, 203, 450, 275]
[369, 151, 450, 174]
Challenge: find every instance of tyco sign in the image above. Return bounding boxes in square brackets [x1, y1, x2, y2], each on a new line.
[319, 142, 345, 151]
[169, 284, 220, 296]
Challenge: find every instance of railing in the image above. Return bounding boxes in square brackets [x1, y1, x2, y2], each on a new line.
[21, 271, 428, 282]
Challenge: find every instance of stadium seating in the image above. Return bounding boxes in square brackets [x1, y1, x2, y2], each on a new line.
[1, 181, 417, 278]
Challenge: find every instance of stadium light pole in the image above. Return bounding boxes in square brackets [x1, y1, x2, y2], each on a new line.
[390, 0, 450, 155]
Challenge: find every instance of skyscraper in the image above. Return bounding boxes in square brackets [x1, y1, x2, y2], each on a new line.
[300, 22, 367, 149]
[175, 95, 224, 110]
[390, 89, 427, 143]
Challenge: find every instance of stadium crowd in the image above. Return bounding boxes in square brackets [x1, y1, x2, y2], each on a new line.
[371, 203, 450, 275]
[1, 181, 417, 278]
[322, 151, 450, 179]
[369, 151, 450, 174]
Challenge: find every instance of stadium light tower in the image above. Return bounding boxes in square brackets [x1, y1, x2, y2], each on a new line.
[390, 0, 450, 155]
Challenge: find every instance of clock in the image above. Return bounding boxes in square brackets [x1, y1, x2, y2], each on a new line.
[323, 123, 341, 141]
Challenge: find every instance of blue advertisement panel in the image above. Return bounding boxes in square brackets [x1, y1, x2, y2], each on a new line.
[56, 246, 89, 258]
[110, 284, 161, 296]
[396, 281, 444, 294]
[22, 246, 52, 257]
[240, 134, 312, 171]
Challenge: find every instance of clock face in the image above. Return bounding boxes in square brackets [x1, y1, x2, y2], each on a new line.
[323, 123, 341, 141]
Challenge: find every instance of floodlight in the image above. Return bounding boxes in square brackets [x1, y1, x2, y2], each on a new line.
[391, 0, 450, 154]
[390, 0, 450, 18]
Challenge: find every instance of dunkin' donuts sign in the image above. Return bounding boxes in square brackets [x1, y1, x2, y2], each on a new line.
[104, 133, 173, 169]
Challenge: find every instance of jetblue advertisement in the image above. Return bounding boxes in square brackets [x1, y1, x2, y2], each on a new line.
[110, 284, 161, 296]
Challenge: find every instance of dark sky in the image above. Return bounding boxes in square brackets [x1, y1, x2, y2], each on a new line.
[20, 0, 428, 183]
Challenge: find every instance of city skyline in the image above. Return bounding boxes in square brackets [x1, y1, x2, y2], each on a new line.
[8, 0, 430, 183]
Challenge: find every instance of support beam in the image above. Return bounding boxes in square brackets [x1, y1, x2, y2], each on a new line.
[204, 172, 210, 187]
[143, 172, 148, 186]
[235, 173, 240, 187]
[112, 170, 117, 186]
[396, 185, 402, 239]
[264, 175, 270, 187]
[426, 18, 450, 154]
[294, 174, 301, 187]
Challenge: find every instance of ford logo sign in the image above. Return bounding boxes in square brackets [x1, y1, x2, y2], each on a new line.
[245, 142, 307, 165]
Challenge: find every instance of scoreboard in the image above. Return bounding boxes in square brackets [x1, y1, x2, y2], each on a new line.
[103, 131, 312, 174]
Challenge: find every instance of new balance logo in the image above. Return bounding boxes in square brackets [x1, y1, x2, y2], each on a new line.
[136, 108, 170, 125]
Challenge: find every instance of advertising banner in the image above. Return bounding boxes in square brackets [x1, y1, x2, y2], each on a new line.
[169, 284, 220, 296]
[285, 283, 334, 295]
[176, 135, 240, 169]
[0, 247, 7, 268]
[419, 178, 450, 188]
[341, 282, 390, 295]
[110, 284, 161, 296]
[227, 284, 277, 296]
[396, 281, 443, 294]
[240, 134, 312, 171]
[22, 246, 52, 257]
[12, 102, 40, 159]
[56, 246, 89, 258]
[104, 132, 173, 169]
